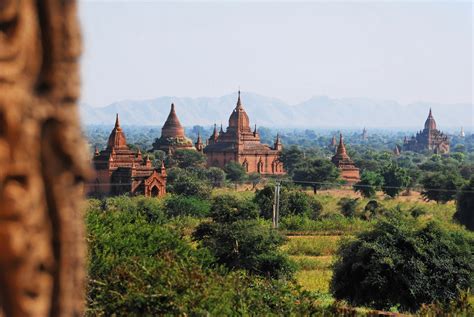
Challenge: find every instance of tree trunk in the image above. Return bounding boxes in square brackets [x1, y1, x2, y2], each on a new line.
[0, 1, 91, 316]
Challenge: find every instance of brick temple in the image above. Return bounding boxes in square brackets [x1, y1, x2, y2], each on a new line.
[403, 109, 450, 154]
[331, 134, 360, 183]
[89, 114, 167, 197]
[152, 103, 195, 153]
[204, 91, 284, 175]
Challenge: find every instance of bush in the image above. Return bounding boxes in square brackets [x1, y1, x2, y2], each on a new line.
[338, 198, 359, 218]
[331, 216, 474, 312]
[254, 185, 323, 220]
[164, 194, 211, 218]
[194, 193, 294, 278]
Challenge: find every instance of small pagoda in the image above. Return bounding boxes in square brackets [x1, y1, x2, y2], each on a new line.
[90, 114, 167, 197]
[331, 134, 360, 183]
[152, 103, 195, 153]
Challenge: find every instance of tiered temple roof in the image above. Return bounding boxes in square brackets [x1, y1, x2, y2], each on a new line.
[331, 134, 360, 183]
[204, 91, 284, 175]
[152, 103, 195, 153]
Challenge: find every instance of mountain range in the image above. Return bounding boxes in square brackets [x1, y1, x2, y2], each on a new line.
[80, 92, 472, 130]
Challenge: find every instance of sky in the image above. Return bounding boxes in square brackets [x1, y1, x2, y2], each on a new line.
[79, 1, 473, 107]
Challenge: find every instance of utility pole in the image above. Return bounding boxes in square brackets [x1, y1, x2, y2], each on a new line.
[273, 182, 281, 229]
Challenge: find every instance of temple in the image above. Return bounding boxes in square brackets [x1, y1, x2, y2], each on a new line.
[152, 103, 195, 153]
[361, 127, 368, 140]
[203, 91, 284, 175]
[90, 114, 167, 197]
[403, 109, 450, 154]
[331, 134, 360, 183]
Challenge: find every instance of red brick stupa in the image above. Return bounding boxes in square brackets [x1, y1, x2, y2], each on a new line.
[152, 103, 195, 153]
[204, 91, 284, 175]
[90, 114, 167, 197]
[331, 133, 360, 183]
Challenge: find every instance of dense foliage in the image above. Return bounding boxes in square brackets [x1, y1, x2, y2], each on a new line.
[193, 194, 295, 278]
[454, 177, 474, 231]
[331, 216, 474, 312]
[86, 197, 325, 316]
[254, 184, 323, 220]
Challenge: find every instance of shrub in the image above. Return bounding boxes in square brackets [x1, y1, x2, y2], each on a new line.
[194, 193, 294, 278]
[164, 194, 211, 218]
[338, 198, 359, 218]
[254, 185, 323, 220]
[331, 216, 474, 312]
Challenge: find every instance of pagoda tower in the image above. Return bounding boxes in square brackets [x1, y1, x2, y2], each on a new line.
[152, 103, 195, 153]
[403, 109, 450, 154]
[331, 133, 360, 183]
[203, 91, 284, 175]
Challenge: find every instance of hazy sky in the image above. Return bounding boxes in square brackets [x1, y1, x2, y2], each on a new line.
[79, 1, 472, 107]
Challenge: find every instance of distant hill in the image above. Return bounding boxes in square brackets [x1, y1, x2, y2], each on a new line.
[80, 92, 472, 130]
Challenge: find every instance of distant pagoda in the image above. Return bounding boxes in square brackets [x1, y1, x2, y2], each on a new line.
[204, 91, 284, 175]
[361, 127, 368, 140]
[331, 133, 360, 183]
[460, 127, 465, 138]
[403, 109, 450, 154]
[152, 103, 195, 153]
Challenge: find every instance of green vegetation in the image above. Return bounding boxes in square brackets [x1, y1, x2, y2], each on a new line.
[454, 177, 474, 231]
[331, 216, 474, 312]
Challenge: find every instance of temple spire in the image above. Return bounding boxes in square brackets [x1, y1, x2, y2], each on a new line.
[337, 133, 347, 155]
[237, 90, 242, 108]
[115, 113, 120, 128]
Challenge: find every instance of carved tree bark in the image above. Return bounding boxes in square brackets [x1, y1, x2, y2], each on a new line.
[0, 1, 90, 316]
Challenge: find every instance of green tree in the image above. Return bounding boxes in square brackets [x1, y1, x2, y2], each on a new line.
[172, 149, 207, 169]
[166, 167, 211, 199]
[254, 185, 323, 219]
[224, 161, 247, 183]
[380, 163, 411, 198]
[194, 194, 294, 278]
[206, 167, 226, 188]
[248, 172, 262, 189]
[331, 216, 474, 312]
[292, 158, 339, 194]
[421, 171, 464, 203]
[279, 145, 304, 174]
[454, 177, 474, 231]
[353, 171, 383, 198]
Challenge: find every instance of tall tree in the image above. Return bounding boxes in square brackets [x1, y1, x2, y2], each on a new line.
[292, 158, 339, 194]
[421, 171, 464, 203]
[380, 164, 411, 198]
[353, 171, 384, 198]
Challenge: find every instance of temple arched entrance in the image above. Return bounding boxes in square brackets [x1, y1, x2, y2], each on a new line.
[151, 186, 160, 197]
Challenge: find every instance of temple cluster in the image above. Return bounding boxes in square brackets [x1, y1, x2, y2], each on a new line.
[88, 93, 451, 198]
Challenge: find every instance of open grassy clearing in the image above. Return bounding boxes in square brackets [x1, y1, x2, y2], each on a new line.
[282, 235, 346, 256]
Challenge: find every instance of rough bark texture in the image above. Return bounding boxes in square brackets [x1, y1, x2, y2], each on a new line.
[0, 1, 90, 316]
